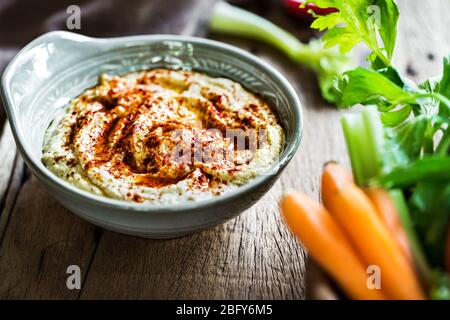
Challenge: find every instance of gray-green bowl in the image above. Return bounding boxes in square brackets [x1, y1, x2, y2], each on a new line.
[1, 31, 302, 238]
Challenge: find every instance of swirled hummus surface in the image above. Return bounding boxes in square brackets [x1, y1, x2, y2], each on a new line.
[42, 69, 284, 204]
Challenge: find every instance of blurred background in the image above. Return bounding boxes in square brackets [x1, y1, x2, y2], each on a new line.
[0, 0, 319, 73]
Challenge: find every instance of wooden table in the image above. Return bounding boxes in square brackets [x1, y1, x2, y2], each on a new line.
[0, 0, 449, 299]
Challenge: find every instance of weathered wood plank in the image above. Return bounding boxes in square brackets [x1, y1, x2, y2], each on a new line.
[0, 167, 100, 299]
[0, 123, 16, 209]
[79, 185, 307, 299]
[1, 0, 449, 300]
[396, 0, 450, 82]
[0, 154, 22, 246]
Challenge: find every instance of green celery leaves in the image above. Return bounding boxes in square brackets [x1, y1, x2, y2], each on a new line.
[338, 67, 418, 107]
[308, 0, 399, 66]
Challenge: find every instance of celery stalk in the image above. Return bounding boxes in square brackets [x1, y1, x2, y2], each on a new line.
[437, 128, 450, 155]
[389, 189, 432, 285]
[210, 1, 304, 62]
[341, 107, 432, 283]
[209, 1, 354, 103]
[210, 1, 308, 63]
[341, 108, 384, 186]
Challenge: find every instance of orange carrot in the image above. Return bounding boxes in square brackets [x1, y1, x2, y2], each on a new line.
[281, 192, 386, 300]
[365, 187, 413, 264]
[321, 163, 425, 300]
[323, 161, 354, 183]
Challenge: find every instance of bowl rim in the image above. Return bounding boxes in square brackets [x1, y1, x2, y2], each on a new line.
[1, 31, 303, 213]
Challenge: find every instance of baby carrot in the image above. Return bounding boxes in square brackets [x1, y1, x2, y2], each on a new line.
[365, 187, 412, 264]
[321, 163, 425, 300]
[281, 192, 386, 300]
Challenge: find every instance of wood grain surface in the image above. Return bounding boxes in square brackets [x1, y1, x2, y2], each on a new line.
[0, 0, 449, 299]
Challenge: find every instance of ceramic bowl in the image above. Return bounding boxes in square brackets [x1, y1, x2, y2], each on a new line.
[1, 31, 302, 238]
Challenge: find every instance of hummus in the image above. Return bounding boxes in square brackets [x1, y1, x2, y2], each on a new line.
[42, 69, 284, 204]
